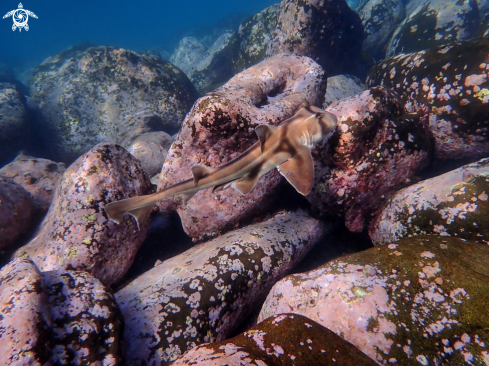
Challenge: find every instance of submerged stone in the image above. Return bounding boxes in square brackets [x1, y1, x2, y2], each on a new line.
[259, 235, 489, 365]
[115, 210, 327, 366]
[172, 313, 377, 365]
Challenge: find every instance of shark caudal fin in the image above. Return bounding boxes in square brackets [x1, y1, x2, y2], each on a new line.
[104, 195, 156, 230]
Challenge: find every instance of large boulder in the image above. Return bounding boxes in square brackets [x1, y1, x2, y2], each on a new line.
[367, 38, 489, 161]
[357, 0, 404, 60]
[31, 46, 198, 162]
[172, 314, 377, 366]
[308, 87, 431, 232]
[13, 143, 152, 285]
[369, 158, 489, 245]
[0, 82, 29, 166]
[0, 177, 34, 250]
[266, 0, 364, 76]
[115, 210, 327, 366]
[0, 258, 52, 366]
[44, 270, 124, 365]
[157, 54, 326, 240]
[0, 152, 66, 213]
[127, 131, 173, 177]
[385, 0, 479, 58]
[259, 235, 489, 365]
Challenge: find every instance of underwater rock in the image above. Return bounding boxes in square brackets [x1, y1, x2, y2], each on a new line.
[265, 0, 364, 76]
[44, 270, 124, 365]
[128, 131, 173, 177]
[224, 4, 280, 76]
[385, 0, 479, 58]
[357, 0, 404, 60]
[259, 235, 489, 365]
[370, 158, 489, 245]
[170, 37, 208, 76]
[323, 75, 365, 108]
[0, 177, 34, 250]
[0, 152, 66, 213]
[308, 87, 431, 232]
[115, 210, 326, 366]
[172, 313, 377, 366]
[0, 82, 30, 166]
[0, 258, 52, 366]
[13, 143, 152, 285]
[31, 46, 198, 162]
[171, 32, 234, 94]
[157, 53, 326, 241]
[367, 39, 489, 160]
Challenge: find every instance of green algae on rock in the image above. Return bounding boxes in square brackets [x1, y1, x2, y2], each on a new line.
[172, 313, 377, 366]
[115, 210, 327, 366]
[259, 235, 489, 365]
[370, 158, 489, 246]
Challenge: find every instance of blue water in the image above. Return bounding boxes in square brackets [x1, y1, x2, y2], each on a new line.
[0, 0, 277, 71]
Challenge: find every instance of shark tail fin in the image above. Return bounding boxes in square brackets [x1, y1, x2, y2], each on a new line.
[104, 195, 156, 230]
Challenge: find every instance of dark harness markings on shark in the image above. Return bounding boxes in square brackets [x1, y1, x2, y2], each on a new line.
[105, 106, 338, 229]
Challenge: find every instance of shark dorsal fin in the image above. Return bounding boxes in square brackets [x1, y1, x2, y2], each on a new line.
[191, 164, 215, 186]
[231, 174, 260, 196]
[255, 125, 278, 153]
[278, 145, 315, 195]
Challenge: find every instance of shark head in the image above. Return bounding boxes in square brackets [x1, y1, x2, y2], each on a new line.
[297, 106, 338, 147]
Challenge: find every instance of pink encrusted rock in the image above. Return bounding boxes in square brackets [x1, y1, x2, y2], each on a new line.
[115, 210, 327, 366]
[308, 87, 431, 232]
[265, 0, 364, 76]
[259, 236, 489, 365]
[0, 177, 34, 249]
[44, 270, 124, 365]
[369, 158, 489, 246]
[172, 314, 377, 366]
[367, 39, 489, 161]
[0, 258, 52, 366]
[13, 143, 152, 285]
[157, 54, 326, 240]
[0, 152, 66, 212]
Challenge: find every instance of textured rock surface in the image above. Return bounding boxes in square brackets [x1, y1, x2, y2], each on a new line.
[157, 54, 326, 240]
[0, 82, 29, 166]
[0, 258, 52, 366]
[44, 270, 124, 365]
[224, 5, 280, 76]
[323, 75, 364, 108]
[0, 177, 34, 249]
[259, 235, 489, 365]
[115, 210, 326, 366]
[31, 46, 198, 162]
[367, 38, 489, 160]
[128, 131, 173, 177]
[171, 33, 234, 94]
[358, 0, 404, 60]
[308, 87, 431, 232]
[172, 314, 377, 366]
[370, 158, 489, 246]
[13, 143, 152, 285]
[0, 152, 66, 212]
[170, 37, 208, 76]
[266, 0, 364, 76]
[385, 0, 479, 58]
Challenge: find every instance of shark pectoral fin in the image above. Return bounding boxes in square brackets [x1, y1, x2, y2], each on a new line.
[104, 195, 156, 231]
[182, 191, 197, 205]
[255, 124, 278, 152]
[231, 174, 260, 196]
[191, 164, 214, 186]
[277, 146, 315, 196]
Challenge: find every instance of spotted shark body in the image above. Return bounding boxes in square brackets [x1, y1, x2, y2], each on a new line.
[105, 106, 337, 229]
